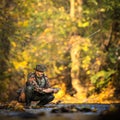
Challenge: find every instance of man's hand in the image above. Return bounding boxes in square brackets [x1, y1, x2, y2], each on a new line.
[42, 88, 54, 93]
[42, 88, 60, 93]
[52, 88, 60, 93]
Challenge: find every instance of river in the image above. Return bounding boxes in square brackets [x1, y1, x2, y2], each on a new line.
[0, 103, 120, 120]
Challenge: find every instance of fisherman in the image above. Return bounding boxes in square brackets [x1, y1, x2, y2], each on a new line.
[17, 64, 59, 108]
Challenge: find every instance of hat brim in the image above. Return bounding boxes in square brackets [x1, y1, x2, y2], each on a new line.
[34, 68, 45, 72]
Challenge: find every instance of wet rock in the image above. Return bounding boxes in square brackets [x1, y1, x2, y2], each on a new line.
[76, 107, 93, 112]
[51, 105, 78, 113]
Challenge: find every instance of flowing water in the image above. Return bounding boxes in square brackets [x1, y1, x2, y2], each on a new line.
[0, 103, 120, 120]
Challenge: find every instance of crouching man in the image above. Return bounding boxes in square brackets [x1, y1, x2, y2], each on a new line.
[18, 64, 59, 108]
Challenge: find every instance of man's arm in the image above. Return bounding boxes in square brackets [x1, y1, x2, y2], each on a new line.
[27, 73, 59, 93]
[27, 73, 44, 93]
[43, 75, 60, 93]
[31, 80, 44, 92]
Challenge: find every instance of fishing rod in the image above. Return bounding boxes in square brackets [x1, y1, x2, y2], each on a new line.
[87, 29, 101, 38]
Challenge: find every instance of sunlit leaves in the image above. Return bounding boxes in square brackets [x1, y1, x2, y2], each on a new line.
[90, 70, 116, 89]
[82, 56, 91, 70]
[12, 61, 27, 70]
[87, 0, 98, 5]
[11, 41, 16, 48]
[17, 20, 29, 27]
[78, 21, 89, 28]
[0, 0, 119, 103]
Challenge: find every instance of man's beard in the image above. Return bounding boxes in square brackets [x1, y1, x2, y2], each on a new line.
[36, 74, 43, 78]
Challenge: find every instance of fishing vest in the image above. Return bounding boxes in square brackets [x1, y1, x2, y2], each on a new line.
[35, 75, 46, 88]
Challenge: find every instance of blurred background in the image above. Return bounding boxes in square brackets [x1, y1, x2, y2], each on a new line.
[0, 0, 120, 103]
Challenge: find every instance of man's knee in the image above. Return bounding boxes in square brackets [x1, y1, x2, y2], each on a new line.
[25, 85, 34, 99]
[25, 85, 34, 93]
[37, 94, 54, 106]
[48, 94, 54, 101]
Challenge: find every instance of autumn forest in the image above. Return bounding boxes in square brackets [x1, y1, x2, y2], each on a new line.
[0, 0, 120, 104]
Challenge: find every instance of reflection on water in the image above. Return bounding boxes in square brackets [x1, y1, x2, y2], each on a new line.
[0, 103, 120, 120]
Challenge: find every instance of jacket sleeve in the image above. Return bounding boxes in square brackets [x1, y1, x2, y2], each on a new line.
[31, 80, 44, 93]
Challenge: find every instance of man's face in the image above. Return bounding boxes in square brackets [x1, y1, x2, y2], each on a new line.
[35, 71, 44, 77]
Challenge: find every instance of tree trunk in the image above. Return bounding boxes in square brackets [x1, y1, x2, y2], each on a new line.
[70, 36, 81, 91]
[70, 36, 86, 100]
[69, 0, 86, 100]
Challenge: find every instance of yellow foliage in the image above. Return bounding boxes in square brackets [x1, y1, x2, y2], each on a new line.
[17, 20, 29, 27]
[59, 66, 64, 71]
[58, 7, 65, 12]
[22, 51, 29, 59]
[82, 56, 91, 70]
[83, 10, 90, 14]
[82, 45, 88, 51]
[23, 20, 29, 27]
[44, 28, 52, 33]
[53, 83, 66, 102]
[82, 22, 89, 27]
[13, 61, 27, 70]
[96, 59, 101, 65]
[8, 100, 24, 111]
[11, 41, 16, 47]
[48, 8, 53, 15]
[100, 8, 105, 12]
[78, 21, 89, 27]
[83, 56, 91, 63]
[86, 70, 91, 74]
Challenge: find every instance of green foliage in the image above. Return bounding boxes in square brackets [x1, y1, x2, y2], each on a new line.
[90, 70, 116, 90]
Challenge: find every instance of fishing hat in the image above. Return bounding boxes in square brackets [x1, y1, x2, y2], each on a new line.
[34, 64, 46, 72]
